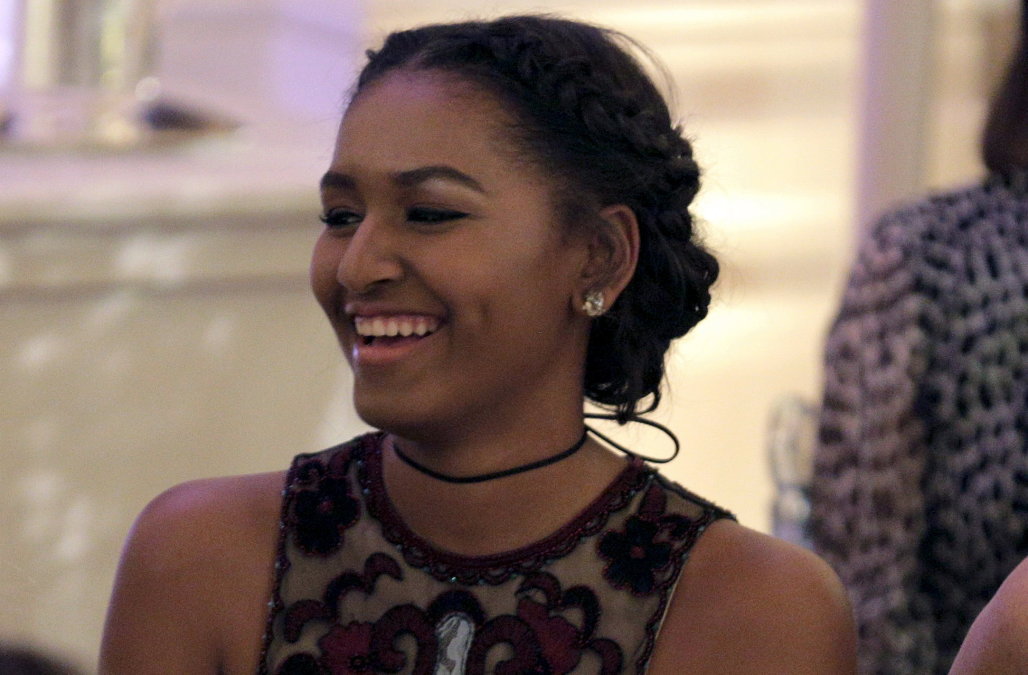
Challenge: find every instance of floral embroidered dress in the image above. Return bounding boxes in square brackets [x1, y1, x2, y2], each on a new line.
[260, 432, 733, 674]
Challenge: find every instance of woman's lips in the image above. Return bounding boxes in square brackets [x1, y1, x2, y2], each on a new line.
[349, 314, 442, 366]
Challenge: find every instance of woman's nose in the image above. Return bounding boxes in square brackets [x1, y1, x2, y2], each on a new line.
[336, 219, 404, 294]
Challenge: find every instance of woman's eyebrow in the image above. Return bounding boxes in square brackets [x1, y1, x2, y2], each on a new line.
[393, 165, 487, 194]
[319, 171, 356, 192]
[319, 165, 488, 194]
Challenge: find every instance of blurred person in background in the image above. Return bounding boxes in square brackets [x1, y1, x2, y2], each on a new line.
[810, 1, 1028, 672]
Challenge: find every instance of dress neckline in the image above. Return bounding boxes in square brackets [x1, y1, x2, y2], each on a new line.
[356, 432, 652, 585]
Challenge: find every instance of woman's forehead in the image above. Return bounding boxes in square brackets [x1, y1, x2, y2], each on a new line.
[347, 68, 507, 123]
[332, 71, 532, 181]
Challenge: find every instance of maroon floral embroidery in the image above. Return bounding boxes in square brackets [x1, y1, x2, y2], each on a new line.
[319, 622, 375, 674]
[467, 614, 541, 674]
[370, 604, 438, 673]
[511, 572, 624, 674]
[284, 599, 335, 643]
[516, 598, 582, 673]
[597, 481, 711, 597]
[597, 515, 672, 594]
[293, 574, 623, 675]
[290, 457, 360, 556]
[284, 553, 402, 642]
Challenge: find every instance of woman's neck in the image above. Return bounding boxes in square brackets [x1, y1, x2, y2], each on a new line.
[387, 415, 587, 480]
[380, 434, 627, 556]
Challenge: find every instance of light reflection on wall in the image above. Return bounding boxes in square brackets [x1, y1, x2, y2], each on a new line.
[0, 0, 15, 92]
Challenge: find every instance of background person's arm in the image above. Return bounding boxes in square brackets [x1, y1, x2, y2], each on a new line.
[950, 557, 1028, 675]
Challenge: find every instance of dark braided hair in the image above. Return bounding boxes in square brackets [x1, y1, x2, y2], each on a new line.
[353, 15, 718, 423]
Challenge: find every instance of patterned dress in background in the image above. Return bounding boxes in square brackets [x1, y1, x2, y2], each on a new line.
[811, 170, 1028, 674]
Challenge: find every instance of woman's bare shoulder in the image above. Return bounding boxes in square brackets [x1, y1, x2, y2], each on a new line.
[950, 556, 1028, 674]
[138, 471, 286, 536]
[100, 471, 287, 675]
[122, 471, 286, 570]
[648, 519, 857, 674]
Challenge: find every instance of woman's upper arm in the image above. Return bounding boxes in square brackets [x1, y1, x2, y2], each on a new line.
[99, 480, 242, 674]
[647, 520, 857, 674]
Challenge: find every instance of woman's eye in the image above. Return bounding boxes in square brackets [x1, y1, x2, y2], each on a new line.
[319, 209, 362, 228]
[407, 207, 468, 224]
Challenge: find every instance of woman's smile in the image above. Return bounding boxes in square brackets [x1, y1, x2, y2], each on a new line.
[348, 313, 443, 367]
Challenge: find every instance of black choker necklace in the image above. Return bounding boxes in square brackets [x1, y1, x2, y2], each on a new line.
[392, 431, 588, 484]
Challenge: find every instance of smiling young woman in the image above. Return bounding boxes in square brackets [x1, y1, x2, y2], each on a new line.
[99, 15, 856, 675]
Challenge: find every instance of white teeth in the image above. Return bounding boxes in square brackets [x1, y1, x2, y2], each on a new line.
[354, 315, 439, 338]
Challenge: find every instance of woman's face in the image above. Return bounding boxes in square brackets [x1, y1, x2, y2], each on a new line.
[311, 70, 593, 440]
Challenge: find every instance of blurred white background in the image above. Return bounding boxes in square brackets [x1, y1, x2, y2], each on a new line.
[0, 0, 1016, 669]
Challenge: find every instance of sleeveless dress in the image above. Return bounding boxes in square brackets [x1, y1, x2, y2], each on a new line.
[260, 432, 734, 674]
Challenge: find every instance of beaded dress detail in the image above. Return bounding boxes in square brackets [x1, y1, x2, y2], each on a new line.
[260, 433, 733, 674]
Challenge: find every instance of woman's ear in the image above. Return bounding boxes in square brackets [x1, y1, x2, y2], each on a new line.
[578, 204, 640, 312]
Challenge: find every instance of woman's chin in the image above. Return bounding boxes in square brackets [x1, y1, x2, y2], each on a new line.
[353, 399, 434, 440]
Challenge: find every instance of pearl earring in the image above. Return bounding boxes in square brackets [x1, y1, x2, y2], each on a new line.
[582, 290, 606, 317]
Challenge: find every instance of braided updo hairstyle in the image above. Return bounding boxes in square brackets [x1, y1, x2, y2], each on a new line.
[354, 15, 718, 423]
